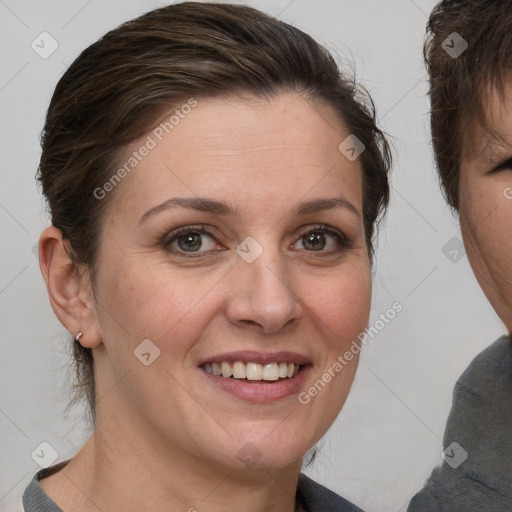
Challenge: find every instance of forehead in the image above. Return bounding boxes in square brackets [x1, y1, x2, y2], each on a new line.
[462, 80, 512, 165]
[108, 93, 363, 217]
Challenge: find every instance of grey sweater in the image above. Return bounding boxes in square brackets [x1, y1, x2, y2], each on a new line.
[408, 335, 512, 511]
[22, 462, 363, 512]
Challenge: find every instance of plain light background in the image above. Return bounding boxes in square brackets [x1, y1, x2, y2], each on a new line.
[0, 1, 505, 511]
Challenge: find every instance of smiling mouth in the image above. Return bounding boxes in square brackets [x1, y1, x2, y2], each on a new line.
[201, 361, 302, 382]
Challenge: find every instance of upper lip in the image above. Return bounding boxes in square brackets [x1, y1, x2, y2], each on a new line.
[198, 351, 312, 366]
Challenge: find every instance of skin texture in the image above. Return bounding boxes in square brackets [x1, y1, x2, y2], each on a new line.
[38, 92, 371, 512]
[459, 82, 512, 333]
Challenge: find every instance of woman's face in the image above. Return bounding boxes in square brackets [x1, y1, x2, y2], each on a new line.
[459, 81, 512, 332]
[89, 92, 371, 471]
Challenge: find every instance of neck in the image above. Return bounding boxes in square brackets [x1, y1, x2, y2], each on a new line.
[46, 411, 303, 512]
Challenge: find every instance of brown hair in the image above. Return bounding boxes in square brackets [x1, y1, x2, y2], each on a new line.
[424, 0, 512, 209]
[38, 2, 391, 420]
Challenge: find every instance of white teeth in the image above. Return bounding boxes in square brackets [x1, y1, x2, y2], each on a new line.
[232, 361, 246, 379]
[204, 361, 302, 381]
[246, 363, 262, 380]
[221, 362, 232, 378]
[262, 363, 279, 381]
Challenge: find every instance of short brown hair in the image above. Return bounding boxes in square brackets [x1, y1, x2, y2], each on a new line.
[38, 2, 391, 420]
[425, 0, 512, 209]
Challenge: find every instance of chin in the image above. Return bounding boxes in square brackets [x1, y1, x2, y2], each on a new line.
[209, 432, 312, 472]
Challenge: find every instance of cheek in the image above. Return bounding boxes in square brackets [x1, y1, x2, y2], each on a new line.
[297, 273, 369, 435]
[460, 180, 512, 268]
[316, 267, 371, 378]
[459, 177, 512, 324]
[309, 264, 372, 341]
[95, 256, 207, 354]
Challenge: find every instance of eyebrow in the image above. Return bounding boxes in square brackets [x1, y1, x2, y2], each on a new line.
[138, 196, 360, 225]
[479, 135, 511, 164]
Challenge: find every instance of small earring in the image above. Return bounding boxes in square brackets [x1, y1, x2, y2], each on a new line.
[74, 332, 83, 343]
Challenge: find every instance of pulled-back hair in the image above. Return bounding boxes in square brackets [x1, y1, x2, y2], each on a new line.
[424, 0, 512, 209]
[38, 2, 391, 419]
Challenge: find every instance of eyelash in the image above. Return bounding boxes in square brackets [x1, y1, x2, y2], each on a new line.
[162, 224, 351, 258]
[494, 157, 512, 172]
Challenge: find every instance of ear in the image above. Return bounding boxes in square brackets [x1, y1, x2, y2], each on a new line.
[38, 226, 102, 349]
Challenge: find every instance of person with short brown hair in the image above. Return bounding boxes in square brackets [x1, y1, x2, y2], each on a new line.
[408, 1, 512, 510]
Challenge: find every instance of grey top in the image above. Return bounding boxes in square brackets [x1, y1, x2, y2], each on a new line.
[22, 462, 363, 512]
[408, 335, 512, 511]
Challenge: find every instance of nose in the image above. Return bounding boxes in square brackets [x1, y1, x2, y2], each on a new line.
[224, 246, 303, 334]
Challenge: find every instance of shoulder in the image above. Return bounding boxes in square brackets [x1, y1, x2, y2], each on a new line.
[297, 473, 365, 512]
[22, 461, 69, 512]
[445, 335, 512, 445]
[408, 335, 512, 512]
[454, 335, 511, 396]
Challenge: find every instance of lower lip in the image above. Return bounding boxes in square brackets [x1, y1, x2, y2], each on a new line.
[200, 365, 311, 402]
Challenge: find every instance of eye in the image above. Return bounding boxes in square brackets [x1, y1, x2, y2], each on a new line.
[163, 223, 350, 258]
[164, 225, 223, 256]
[292, 225, 350, 252]
[493, 156, 512, 172]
